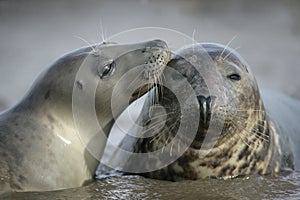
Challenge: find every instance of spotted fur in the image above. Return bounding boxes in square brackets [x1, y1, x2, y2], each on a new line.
[119, 43, 298, 181]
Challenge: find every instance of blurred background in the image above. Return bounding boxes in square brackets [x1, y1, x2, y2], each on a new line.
[0, 0, 299, 112]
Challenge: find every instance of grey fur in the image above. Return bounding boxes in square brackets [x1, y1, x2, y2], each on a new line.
[0, 40, 170, 192]
[112, 43, 300, 181]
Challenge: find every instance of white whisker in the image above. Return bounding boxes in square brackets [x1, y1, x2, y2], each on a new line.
[99, 19, 106, 43]
[73, 35, 97, 53]
[231, 123, 253, 148]
[149, 112, 175, 121]
[220, 35, 237, 58]
[223, 46, 241, 61]
[141, 121, 167, 136]
[236, 109, 265, 112]
[192, 29, 196, 49]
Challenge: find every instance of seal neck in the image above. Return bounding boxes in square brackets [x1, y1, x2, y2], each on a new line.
[9, 50, 114, 139]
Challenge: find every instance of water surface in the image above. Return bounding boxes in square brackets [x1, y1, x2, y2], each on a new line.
[2, 172, 300, 199]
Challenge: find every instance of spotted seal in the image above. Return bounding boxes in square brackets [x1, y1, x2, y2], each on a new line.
[0, 40, 170, 192]
[110, 43, 300, 181]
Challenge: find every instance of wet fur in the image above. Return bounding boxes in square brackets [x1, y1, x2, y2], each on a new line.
[0, 41, 169, 192]
[117, 43, 298, 181]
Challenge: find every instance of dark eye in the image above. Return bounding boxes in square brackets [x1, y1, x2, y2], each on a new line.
[100, 61, 115, 79]
[227, 73, 241, 81]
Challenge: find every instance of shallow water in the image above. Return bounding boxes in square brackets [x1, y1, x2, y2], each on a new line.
[2, 172, 300, 200]
[1, 0, 300, 199]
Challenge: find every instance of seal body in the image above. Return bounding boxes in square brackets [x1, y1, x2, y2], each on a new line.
[113, 43, 300, 181]
[0, 40, 170, 192]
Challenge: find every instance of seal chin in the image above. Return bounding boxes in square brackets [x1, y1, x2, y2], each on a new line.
[129, 46, 171, 104]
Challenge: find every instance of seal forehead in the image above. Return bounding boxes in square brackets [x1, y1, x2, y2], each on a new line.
[200, 43, 249, 73]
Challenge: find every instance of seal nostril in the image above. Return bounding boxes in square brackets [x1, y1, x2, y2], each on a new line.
[207, 95, 217, 111]
[197, 96, 206, 107]
[197, 95, 217, 127]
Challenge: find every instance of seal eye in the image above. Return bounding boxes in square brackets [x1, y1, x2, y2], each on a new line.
[227, 73, 241, 81]
[100, 61, 115, 79]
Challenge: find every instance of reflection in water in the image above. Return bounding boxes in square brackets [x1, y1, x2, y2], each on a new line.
[2, 172, 300, 199]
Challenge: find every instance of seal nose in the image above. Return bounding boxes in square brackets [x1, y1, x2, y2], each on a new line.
[197, 95, 216, 128]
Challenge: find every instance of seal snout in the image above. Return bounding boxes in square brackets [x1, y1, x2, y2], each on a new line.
[143, 40, 170, 80]
[197, 95, 216, 128]
[148, 39, 169, 50]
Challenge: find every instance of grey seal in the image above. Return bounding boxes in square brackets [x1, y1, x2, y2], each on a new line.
[0, 40, 170, 192]
[111, 43, 300, 181]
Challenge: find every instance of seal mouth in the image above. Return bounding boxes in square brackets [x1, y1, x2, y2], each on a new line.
[129, 48, 171, 103]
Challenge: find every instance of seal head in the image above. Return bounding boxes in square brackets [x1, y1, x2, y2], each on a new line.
[118, 43, 278, 181]
[0, 40, 170, 192]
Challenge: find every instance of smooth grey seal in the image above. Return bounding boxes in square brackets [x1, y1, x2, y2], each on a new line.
[111, 43, 300, 181]
[0, 40, 170, 192]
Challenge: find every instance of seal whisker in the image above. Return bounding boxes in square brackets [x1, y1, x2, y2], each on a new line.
[234, 113, 264, 120]
[236, 109, 265, 112]
[165, 118, 181, 138]
[231, 119, 269, 150]
[231, 122, 256, 149]
[149, 117, 180, 144]
[99, 19, 107, 43]
[235, 120, 269, 142]
[150, 129, 166, 144]
[157, 75, 164, 99]
[148, 111, 176, 121]
[177, 138, 181, 153]
[155, 81, 159, 103]
[170, 139, 175, 157]
[222, 46, 241, 61]
[249, 130, 270, 142]
[234, 116, 269, 133]
[151, 85, 155, 106]
[155, 74, 162, 103]
[142, 119, 169, 134]
[160, 73, 166, 98]
[192, 29, 196, 49]
[143, 117, 177, 139]
[150, 78, 157, 106]
[255, 123, 269, 131]
[73, 35, 97, 53]
[220, 35, 237, 58]
[154, 128, 169, 148]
